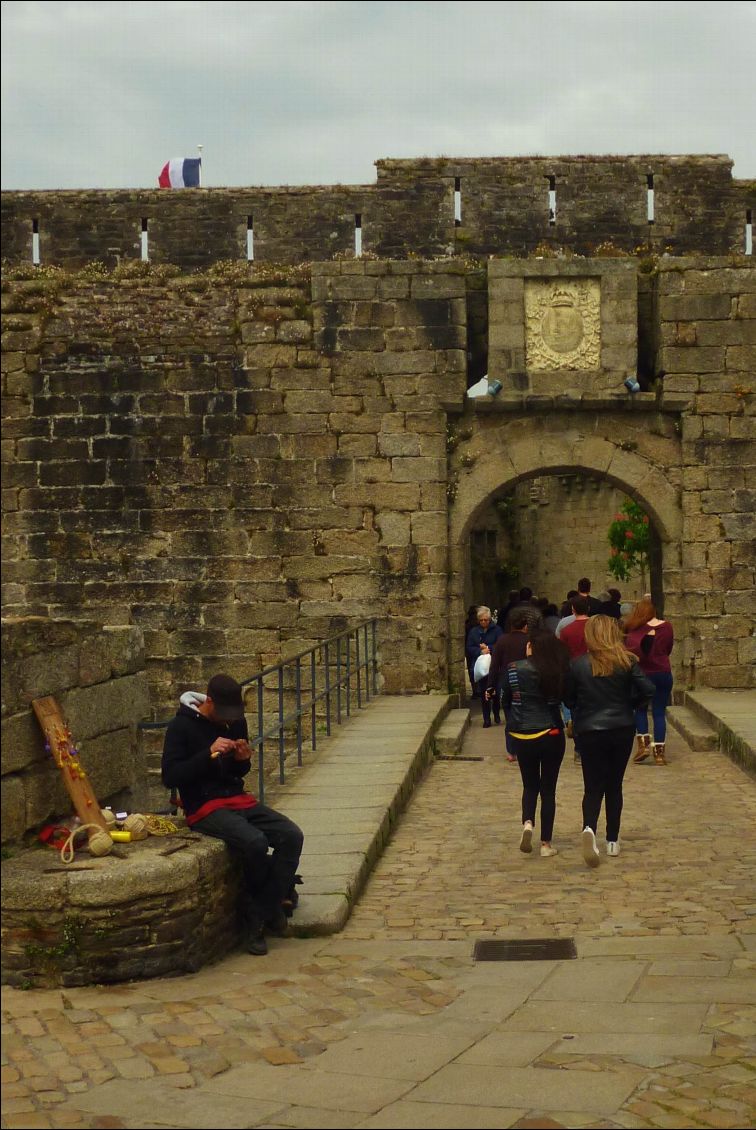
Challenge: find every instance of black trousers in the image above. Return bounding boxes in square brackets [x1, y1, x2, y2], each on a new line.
[193, 803, 304, 927]
[510, 730, 566, 842]
[578, 725, 635, 842]
[477, 680, 500, 724]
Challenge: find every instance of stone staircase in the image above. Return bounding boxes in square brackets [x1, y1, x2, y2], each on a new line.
[432, 707, 472, 757]
[669, 689, 756, 777]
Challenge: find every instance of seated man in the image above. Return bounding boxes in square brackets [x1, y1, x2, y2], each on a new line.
[162, 673, 304, 956]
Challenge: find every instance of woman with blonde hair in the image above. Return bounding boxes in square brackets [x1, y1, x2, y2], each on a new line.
[624, 599, 674, 765]
[566, 616, 654, 867]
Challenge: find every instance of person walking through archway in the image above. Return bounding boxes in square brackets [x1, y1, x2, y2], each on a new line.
[500, 630, 570, 858]
[624, 599, 674, 765]
[466, 606, 503, 727]
[487, 609, 530, 761]
[566, 616, 654, 866]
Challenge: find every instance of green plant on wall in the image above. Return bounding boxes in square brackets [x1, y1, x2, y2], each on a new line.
[607, 500, 651, 589]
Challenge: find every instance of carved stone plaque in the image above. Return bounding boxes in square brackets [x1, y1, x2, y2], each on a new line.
[524, 278, 601, 370]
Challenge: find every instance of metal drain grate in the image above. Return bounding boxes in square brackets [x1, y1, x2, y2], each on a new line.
[473, 938, 577, 962]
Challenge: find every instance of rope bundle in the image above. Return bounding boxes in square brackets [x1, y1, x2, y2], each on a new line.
[60, 824, 113, 863]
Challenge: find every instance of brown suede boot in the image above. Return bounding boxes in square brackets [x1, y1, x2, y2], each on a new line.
[634, 734, 651, 762]
[653, 742, 668, 765]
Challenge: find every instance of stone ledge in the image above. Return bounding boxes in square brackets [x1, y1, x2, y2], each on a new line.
[1, 693, 454, 986]
[433, 708, 471, 756]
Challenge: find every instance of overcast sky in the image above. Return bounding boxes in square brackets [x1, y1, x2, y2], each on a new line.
[2, 0, 755, 190]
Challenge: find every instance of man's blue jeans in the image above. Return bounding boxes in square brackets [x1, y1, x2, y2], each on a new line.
[635, 671, 673, 743]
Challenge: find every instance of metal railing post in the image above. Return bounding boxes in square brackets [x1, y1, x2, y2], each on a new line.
[325, 640, 331, 736]
[278, 666, 285, 783]
[310, 649, 317, 751]
[295, 657, 303, 766]
[256, 677, 265, 803]
[336, 637, 342, 725]
[356, 628, 362, 709]
[346, 632, 352, 717]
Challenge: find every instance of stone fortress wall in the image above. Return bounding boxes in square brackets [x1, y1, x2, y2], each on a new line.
[2, 155, 755, 758]
[2, 155, 754, 267]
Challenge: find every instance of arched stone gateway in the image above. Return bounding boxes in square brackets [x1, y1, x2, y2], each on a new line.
[448, 423, 685, 687]
[451, 433, 681, 546]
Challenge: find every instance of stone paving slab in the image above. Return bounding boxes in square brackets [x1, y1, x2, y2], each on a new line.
[503, 998, 710, 1034]
[203, 1062, 414, 1113]
[408, 1062, 644, 1113]
[56, 1078, 284, 1127]
[531, 959, 646, 1001]
[354, 1101, 528, 1129]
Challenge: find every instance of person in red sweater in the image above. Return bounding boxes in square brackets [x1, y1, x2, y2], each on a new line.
[624, 600, 674, 765]
[560, 597, 590, 659]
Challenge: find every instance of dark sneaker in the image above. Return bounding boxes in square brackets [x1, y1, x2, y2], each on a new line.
[265, 909, 290, 937]
[246, 929, 268, 956]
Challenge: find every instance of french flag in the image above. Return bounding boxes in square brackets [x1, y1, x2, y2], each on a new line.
[158, 158, 201, 189]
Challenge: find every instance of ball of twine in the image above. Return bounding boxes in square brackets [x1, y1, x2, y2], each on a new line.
[123, 813, 149, 840]
[60, 823, 113, 864]
[88, 829, 114, 856]
[100, 808, 117, 828]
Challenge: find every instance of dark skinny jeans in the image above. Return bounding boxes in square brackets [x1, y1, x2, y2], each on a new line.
[578, 725, 635, 842]
[193, 803, 304, 927]
[510, 730, 566, 842]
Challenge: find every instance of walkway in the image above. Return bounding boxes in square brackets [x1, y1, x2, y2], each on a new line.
[2, 701, 755, 1129]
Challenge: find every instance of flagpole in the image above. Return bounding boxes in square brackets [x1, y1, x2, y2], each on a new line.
[197, 144, 203, 187]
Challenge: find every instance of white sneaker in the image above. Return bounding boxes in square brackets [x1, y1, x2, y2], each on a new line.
[607, 841, 620, 857]
[582, 827, 600, 868]
[519, 823, 533, 854]
[540, 844, 558, 858]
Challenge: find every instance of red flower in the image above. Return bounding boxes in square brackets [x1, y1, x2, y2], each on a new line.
[625, 530, 634, 538]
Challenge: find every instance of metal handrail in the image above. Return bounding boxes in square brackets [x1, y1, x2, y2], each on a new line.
[139, 619, 379, 802]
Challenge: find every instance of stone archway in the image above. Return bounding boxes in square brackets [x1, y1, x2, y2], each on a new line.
[448, 432, 683, 687]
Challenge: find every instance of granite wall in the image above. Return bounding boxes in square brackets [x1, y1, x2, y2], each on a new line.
[1, 617, 150, 843]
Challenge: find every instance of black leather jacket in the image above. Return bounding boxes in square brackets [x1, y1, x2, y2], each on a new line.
[500, 660, 564, 734]
[565, 655, 654, 734]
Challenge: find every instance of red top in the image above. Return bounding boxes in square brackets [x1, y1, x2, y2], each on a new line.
[185, 793, 257, 827]
[625, 621, 674, 674]
[560, 618, 588, 659]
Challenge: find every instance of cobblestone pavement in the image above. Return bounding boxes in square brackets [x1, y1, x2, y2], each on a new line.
[2, 716, 755, 1130]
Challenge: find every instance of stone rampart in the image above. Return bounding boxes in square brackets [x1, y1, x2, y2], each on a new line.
[1, 617, 150, 842]
[2, 255, 754, 723]
[2, 155, 753, 268]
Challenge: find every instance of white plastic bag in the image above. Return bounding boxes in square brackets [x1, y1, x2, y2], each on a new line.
[473, 653, 491, 682]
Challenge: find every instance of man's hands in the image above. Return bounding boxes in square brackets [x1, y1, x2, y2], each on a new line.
[210, 737, 252, 761]
[479, 643, 490, 654]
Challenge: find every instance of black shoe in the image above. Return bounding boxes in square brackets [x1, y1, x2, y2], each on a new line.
[246, 929, 268, 956]
[482, 721, 491, 728]
[265, 909, 290, 938]
[493, 717, 501, 725]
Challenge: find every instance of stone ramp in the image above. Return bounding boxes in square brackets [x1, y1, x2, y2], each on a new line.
[271, 693, 454, 936]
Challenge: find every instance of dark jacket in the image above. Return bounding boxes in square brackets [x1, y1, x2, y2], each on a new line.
[162, 701, 252, 817]
[500, 659, 564, 735]
[466, 623, 504, 666]
[565, 656, 654, 734]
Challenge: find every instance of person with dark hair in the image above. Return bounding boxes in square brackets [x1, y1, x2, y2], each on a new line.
[500, 630, 571, 858]
[624, 599, 674, 765]
[465, 606, 503, 727]
[487, 610, 530, 762]
[556, 591, 579, 633]
[565, 617, 654, 866]
[601, 588, 622, 619]
[504, 586, 545, 633]
[560, 597, 591, 658]
[542, 603, 561, 634]
[576, 577, 604, 616]
[162, 674, 304, 956]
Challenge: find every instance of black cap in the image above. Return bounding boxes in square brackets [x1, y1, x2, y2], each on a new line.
[206, 674, 244, 722]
